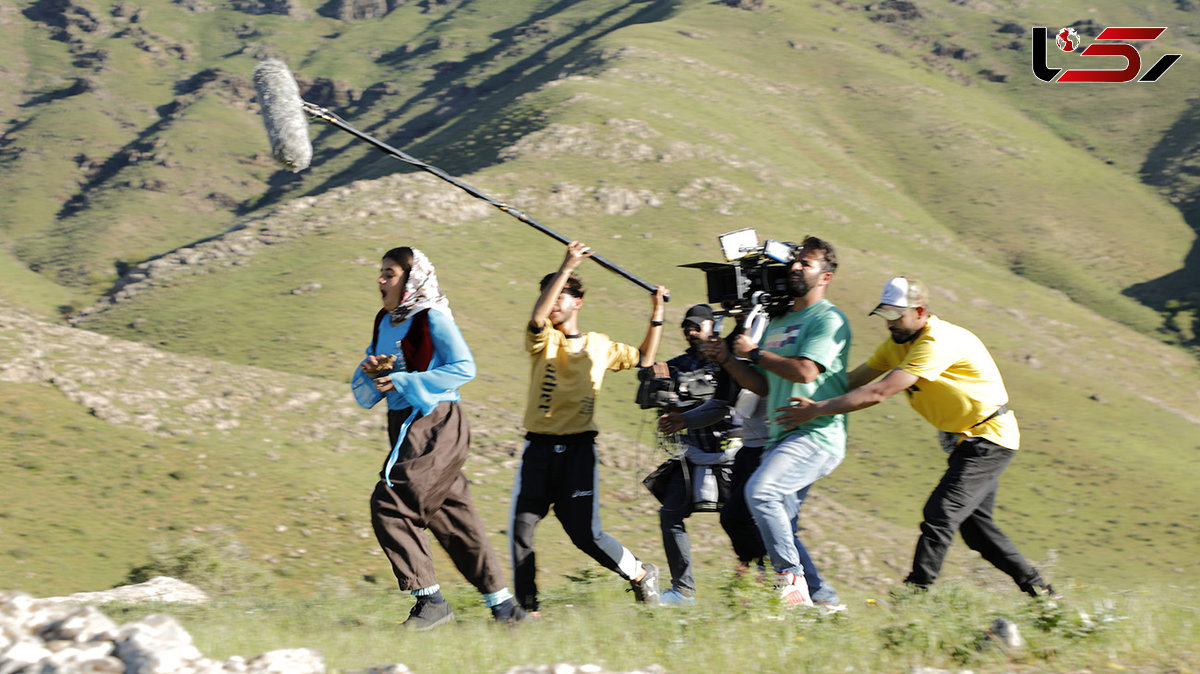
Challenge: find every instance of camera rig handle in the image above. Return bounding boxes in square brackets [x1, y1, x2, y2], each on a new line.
[743, 301, 770, 345]
[711, 295, 768, 343]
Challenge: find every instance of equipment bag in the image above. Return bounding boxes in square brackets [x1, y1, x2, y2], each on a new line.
[642, 457, 682, 504]
[690, 462, 733, 513]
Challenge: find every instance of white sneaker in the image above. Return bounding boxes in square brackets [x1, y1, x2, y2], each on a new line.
[775, 572, 814, 608]
[814, 601, 847, 614]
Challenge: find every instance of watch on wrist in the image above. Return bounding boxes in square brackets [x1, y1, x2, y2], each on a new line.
[748, 347, 763, 364]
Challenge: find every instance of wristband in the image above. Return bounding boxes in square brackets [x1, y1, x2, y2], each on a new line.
[650, 320, 664, 327]
[748, 348, 764, 364]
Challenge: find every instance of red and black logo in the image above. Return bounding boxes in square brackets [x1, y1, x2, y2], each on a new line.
[1032, 26, 1181, 83]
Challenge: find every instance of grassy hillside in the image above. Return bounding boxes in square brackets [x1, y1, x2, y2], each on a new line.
[1, 0, 1198, 614]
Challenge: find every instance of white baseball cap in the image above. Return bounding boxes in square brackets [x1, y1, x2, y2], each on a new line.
[869, 277, 926, 320]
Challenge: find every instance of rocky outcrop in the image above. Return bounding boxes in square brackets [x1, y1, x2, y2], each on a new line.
[0, 585, 668, 673]
[0, 590, 326, 673]
[41, 577, 211, 606]
[20, 0, 108, 43]
[229, 0, 308, 18]
[318, 0, 394, 20]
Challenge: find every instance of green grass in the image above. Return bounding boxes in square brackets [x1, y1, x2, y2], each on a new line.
[1, 4, 1199, 671]
[91, 578, 1200, 673]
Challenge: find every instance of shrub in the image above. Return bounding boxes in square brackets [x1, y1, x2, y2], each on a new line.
[123, 528, 273, 597]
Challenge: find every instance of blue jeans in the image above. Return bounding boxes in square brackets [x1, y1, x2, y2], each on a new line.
[746, 433, 841, 598]
[728, 445, 838, 604]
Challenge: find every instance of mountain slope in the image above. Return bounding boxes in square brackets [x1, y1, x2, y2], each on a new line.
[0, 0, 1198, 596]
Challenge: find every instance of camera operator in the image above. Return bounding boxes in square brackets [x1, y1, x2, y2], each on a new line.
[720, 389, 841, 608]
[702, 236, 850, 610]
[650, 304, 744, 605]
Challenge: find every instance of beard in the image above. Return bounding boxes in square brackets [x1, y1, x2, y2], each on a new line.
[788, 273, 812, 297]
[890, 326, 919, 343]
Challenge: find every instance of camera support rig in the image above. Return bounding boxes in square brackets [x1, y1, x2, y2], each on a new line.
[678, 228, 796, 343]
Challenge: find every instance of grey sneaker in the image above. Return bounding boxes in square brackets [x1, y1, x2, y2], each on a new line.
[402, 599, 454, 631]
[629, 563, 660, 606]
[491, 600, 527, 625]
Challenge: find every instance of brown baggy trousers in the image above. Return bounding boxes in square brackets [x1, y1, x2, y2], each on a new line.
[370, 401, 506, 594]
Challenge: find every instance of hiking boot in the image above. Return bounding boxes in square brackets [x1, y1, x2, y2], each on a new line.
[401, 599, 454, 631]
[495, 605, 527, 625]
[776, 572, 814, 608]
[491, 598, 526, 624]
[660, 588, 695, 606]
[629, 563, 660, 606]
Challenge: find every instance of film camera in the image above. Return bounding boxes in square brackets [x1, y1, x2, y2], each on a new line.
[678, 228, 797, 320]
[636, 364, 719, 410]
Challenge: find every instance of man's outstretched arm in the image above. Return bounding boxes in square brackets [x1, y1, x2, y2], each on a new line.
[774, 366, 913, 430]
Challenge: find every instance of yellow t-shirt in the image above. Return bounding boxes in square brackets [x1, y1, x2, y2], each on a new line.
[865, 315, 1019, 449]
[523, 323, 641, 435]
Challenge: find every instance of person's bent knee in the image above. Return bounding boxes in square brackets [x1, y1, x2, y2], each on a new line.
[745, 486, 785, 512]
[918, 519, 956, 541]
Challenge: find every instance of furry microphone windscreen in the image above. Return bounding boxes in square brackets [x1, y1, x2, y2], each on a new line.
[252, 60, 312, 172]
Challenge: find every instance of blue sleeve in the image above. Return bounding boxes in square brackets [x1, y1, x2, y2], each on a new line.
[352, 367, 385, 409]
[351, 332, 384, 409]
[386, 308, 476, 414]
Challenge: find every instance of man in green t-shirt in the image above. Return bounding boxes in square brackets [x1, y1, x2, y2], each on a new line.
[777, 277, 1056, 598]
[704, 236, 850, 609]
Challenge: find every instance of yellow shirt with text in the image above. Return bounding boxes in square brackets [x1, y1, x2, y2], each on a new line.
[865, 315, 1019, 449]
[523, 323, 641, 435]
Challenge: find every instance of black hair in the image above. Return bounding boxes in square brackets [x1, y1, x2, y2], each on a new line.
[382, 246, 414, 270]
[539, 271, 586, 299]
[796, 236, 837, 274]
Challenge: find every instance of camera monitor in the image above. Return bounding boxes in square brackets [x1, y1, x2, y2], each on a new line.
[762, 239, 792, 264]
[718, 228, 759, 262]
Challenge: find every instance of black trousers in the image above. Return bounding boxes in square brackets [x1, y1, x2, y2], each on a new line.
[510, 432, 641, 612]
[905, 436, 1044, 592]
[720, 444, 768, 564]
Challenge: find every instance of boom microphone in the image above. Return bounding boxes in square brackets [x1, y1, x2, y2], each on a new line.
[251, 59, 666, 299]
[252, 60, 312, 172]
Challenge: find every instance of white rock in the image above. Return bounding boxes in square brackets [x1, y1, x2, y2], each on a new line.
[0, 637, 53, 674]
[243, 647, 326, 673]
[45, 577, 210, 606]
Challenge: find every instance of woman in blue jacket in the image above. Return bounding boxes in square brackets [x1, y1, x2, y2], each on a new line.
[352, 246, 521, 630]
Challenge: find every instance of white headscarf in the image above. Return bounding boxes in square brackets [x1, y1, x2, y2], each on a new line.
[388, 248, 452, 325]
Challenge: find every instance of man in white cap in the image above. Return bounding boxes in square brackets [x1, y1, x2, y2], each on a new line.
[776, 276, 1057, 598]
